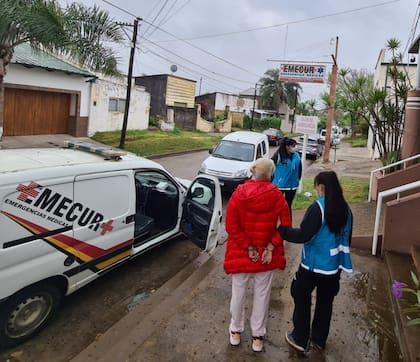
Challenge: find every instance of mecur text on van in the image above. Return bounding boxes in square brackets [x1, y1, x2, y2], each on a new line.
[0, 142, 223, 348]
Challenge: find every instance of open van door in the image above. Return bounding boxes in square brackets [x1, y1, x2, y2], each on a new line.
[180, 175, 222, 253]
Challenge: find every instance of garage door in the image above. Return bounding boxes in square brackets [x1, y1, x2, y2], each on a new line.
[4, 88, 70, 136]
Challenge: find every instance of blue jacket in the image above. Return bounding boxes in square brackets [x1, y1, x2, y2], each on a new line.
[272, 152, 301, 190]
[300, 197, 353, 274]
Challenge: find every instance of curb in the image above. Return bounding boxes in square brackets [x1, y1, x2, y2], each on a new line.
[70, 249, 219, 362]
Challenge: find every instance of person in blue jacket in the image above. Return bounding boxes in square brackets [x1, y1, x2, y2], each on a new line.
[278, 170, 353, 354]
[271, 137, 302, 217]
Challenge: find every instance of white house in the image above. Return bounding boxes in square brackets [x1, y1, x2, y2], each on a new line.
[89, 77, 150, 136]
[2, 44, 150, 138]
[368, 48, 417, 159]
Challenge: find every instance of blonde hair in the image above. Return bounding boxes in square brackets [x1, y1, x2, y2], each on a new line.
[251, 158, 275, 180]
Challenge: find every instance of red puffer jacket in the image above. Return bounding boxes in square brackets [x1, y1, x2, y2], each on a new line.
[223, 179, 292, 274]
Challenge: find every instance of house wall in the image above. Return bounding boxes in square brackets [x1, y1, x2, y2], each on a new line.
[215, 93, 254, 113]
[166, 75, 196, 108]
[195, 93, 216, 120]
[135, 76, 167, 118]
[88, 78, 150, 136]
[6, 65, 91, 117]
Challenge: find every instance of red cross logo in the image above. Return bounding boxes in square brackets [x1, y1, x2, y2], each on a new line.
[100, 220, 114, 235]
[16, 182, 40, 203]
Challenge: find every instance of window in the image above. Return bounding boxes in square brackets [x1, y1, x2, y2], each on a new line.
[108, 98, 126, 112]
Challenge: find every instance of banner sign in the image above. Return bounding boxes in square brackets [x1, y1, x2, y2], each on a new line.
[279, 64, 326, 84]
[295, 115, 319, 135]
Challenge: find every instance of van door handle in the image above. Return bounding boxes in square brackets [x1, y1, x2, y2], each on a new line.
[125, 214, 135, 224]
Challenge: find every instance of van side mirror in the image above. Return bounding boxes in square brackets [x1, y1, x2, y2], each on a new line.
[209, 149, 213, 154]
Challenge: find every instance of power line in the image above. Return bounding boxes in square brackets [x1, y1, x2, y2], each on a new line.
[101, 0, 260, 77]
[142, 0, 170, 39]
[142, 38, 254, 84]
[155, 0, 401, 43]
[158, 0, 192, 27]
[140, 45, 247, 93]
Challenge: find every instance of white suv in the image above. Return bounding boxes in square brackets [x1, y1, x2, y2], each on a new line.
[199, 131, 270, 191]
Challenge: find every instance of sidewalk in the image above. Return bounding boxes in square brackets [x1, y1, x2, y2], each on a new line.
[71, 143, 401, 361]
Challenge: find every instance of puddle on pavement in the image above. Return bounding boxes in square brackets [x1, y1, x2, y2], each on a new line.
[350, 270, 403, 361]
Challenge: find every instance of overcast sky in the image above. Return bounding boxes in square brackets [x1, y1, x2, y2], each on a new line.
[72, 0, 419, 102]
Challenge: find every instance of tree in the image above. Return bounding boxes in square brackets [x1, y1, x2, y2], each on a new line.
[331, 39, 409, 162]
[259, 68, 301, 112]
[0, 0, 124, 137]
[335, 68, 373, 138]
[296, 99, 317, 116]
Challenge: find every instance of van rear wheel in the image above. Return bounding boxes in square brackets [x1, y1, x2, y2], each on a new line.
[0, 284, 62, 348]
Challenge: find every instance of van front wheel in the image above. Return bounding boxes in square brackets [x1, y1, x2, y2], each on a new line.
[0, 284, 62, 348]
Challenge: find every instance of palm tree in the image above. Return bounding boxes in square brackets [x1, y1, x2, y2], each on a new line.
[0, 0, 124, 138]
[259, 68, 302, 112]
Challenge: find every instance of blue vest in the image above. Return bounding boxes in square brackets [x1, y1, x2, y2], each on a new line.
[272, 152, 301, 190]
[301, 197, 353, 274]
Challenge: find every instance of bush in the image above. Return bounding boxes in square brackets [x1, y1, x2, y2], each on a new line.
[243, 116, 282, 131]
[149, 117, 159, 127]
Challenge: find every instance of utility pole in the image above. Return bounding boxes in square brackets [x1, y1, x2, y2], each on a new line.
[251, 83, 257, 130]
[323, 36, 338, 163]
[119, 17, 141, 149]
[199, 77, 202, 95]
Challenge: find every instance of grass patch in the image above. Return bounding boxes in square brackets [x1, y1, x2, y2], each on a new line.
[292, 177, 369, 210]
[92, 129, 222, 157]
[344, 136, 367, 147]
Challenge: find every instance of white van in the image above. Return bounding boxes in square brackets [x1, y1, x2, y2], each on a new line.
[0, 142, 222, 348]
[199, 131, 270, 191]
[319, 126, 341, 146]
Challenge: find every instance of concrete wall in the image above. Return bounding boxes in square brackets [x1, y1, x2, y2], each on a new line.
[215, 93, 254, 113]
[196, 104, 232, 132]
[382, 192, 420, 255]
[371, 163, 420, 201]
[89, 78, 150, 136]
[135, 75, 167, 118]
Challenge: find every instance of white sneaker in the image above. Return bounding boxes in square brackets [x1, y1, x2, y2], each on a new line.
[229, 328, 241, 346]
[252, 336, 264, 352]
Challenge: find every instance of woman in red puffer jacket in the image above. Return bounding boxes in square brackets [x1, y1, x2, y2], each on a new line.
[224, 158, 291, 352]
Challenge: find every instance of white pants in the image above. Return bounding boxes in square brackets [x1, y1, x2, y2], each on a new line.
[229, 270, 274, 337]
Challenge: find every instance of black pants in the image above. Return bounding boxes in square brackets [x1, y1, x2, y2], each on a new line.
[290, 266, 341, 348]
[281, 189, 296, 218]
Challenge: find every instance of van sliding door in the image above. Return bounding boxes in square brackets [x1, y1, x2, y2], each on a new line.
[72, 171, 135, 288]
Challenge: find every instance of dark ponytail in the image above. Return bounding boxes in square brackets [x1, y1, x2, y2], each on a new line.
[314, 171, 348, 234]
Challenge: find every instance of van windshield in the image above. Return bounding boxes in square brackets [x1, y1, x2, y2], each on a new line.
[212, 140, 255, 162]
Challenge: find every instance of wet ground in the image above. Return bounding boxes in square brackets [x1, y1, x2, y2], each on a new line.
[0, 238, 200, 362]
[0, 136, 396, 361]
[69, 239, 402, 362]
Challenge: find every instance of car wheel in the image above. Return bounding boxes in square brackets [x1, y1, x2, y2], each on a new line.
[0, 284, 62, 348]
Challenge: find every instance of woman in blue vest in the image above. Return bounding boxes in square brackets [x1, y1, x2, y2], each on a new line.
[271, 137, 302, 217]
[278, 171, 353, 353]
